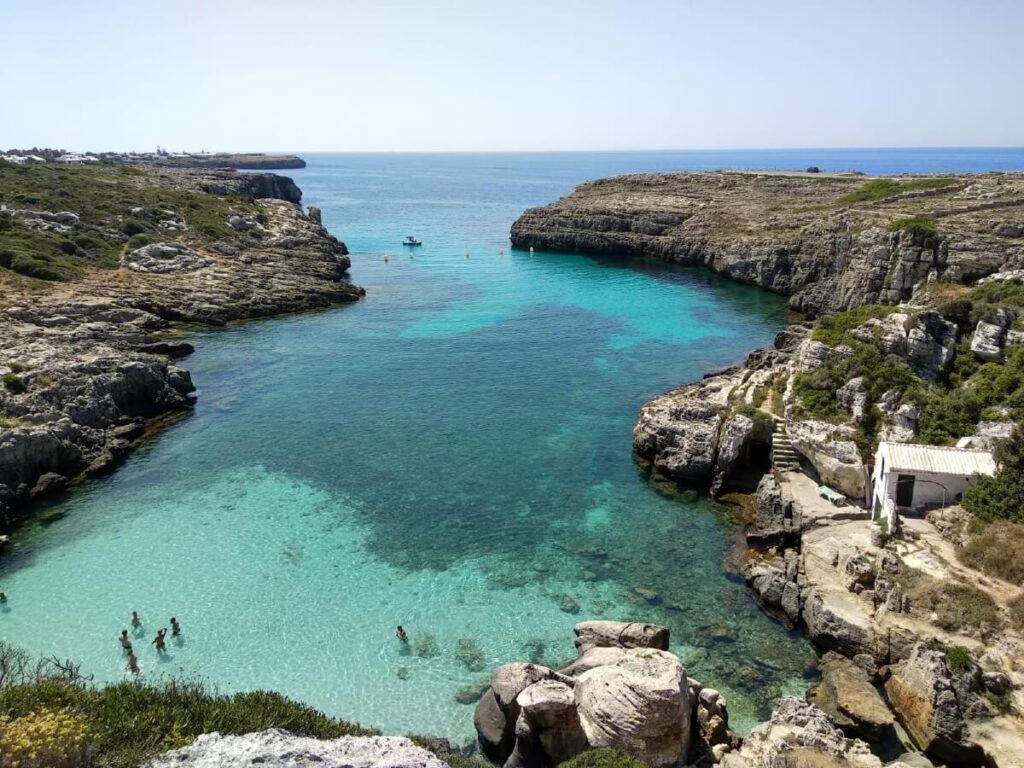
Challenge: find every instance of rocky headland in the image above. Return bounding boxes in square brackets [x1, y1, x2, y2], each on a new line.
[0, 161, 363, 521]
[512, 171, 1024, 766]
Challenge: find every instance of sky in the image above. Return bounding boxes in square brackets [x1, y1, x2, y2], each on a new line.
[2, 0, 1023, 153]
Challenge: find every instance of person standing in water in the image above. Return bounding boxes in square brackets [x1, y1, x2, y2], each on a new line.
[396, 625, 408, 642]
[170, 617, 181, 637]
[131, 611, 142, 629]
[119, 630, 132, 652]
[152, 628, 167, 654]
[126, 651, 139, 675]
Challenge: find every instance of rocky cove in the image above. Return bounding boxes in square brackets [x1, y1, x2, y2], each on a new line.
[2, 159, 1024, 768]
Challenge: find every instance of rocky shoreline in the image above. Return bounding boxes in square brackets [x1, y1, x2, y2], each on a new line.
[512, 170, 1024, 766]
[0, 166, 363, 522]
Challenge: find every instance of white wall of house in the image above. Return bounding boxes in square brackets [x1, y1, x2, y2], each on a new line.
[872, 467, 977, 514]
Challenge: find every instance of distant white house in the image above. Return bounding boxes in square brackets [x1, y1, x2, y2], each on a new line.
[871, 442, 996, 527]
[54, 153, 99, 164]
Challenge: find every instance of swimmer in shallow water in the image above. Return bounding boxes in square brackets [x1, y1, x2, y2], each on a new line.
[396, 625, 408, 642]
[126, 651, 139, 675]
[131, 610, 141, 628]
[152, 628, 167, 654]
[170, 617, 181, 637]
[119, 630, 132, 652]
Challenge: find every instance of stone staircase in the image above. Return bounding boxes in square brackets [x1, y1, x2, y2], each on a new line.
[771, 415, 801, 472]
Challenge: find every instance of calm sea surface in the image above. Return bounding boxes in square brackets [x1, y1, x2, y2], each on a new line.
[3, 149, 1023, 740]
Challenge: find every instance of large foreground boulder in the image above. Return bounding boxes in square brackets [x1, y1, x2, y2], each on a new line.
[145, 730, 447, 768]
[475, 622, 699, 768]
[574, 648, 691, 767]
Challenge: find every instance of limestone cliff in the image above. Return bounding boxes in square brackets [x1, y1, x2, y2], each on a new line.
[511, 171, 1024, 317]
[0, 168, 363, 520]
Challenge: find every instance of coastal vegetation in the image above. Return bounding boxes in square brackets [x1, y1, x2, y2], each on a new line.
[837, 177, 958, 204]
[962, 428, 1024, 523]
[0, 161, 262, 282]
[0, 642, 371, 768]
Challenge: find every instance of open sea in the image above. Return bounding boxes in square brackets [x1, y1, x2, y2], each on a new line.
[2, 149, 1023, 741]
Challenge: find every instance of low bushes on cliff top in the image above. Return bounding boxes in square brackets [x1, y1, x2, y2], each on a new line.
[837, 177, 958, 204]
[887, 216, 937, 237]
[959, 521, 1024, 583]
[560, 748, 649, 768]
[0, 163, 260, 282]
[810, 304, 896, 347]
[0, 642, 372, 768]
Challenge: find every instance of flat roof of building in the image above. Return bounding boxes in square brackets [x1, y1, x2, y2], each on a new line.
[879, 442, 996, 477]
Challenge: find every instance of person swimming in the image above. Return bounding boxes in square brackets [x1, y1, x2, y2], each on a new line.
[131, 610, 141, 628]
[0, 592, 7, 602]
[396, 625, 408, 642]
[152, 628, 167, 654]
[126, 651, 139, 675]
[170, 617, 181, 637]
[119, 630, 132, 651]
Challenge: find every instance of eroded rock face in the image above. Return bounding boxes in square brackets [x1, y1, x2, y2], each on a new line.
[145, 730, 447, 768]
[883, 647, 991, 766]
[810, 652, 894, 741]
[122, 242, 213, 273]
[719, 698, 884, 768]
[511, 172, 1024, 318]
[787, 420, 865, 500]
[475, 663, 561, 763]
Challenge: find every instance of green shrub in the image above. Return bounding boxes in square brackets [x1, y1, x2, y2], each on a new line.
[126, 233, 156, 250]
[962, 427, 1024, 523]
[811, 305, 895, 347]
[944, 645, 974, 673]
[2, 374, 26, 394]
[561, 748, 649, 768]
[734, 403, 773, 432]
[121, 218, 150, 237]
[887, 216, 937, 237]
[838, 177, 957, 204]
[0, 641, 372, 768]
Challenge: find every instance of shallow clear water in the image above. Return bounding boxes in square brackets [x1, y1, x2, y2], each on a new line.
[4, 149, 1021, 742]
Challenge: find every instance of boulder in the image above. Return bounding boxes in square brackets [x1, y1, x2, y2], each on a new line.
[145, 730, 447, 768]
[511, 680, 587, 767]
[809, 652, 894, 741]
[802, 587, 883, 663]
[574, 648, 691, 767]
[572, 621, 669, 655]
[883, 646, 991, 766]
[474, 663, 559, 763]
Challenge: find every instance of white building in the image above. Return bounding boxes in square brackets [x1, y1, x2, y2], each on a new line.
[871, 442, 996, 527]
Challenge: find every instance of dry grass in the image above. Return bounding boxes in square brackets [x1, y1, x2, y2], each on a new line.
[959, 521, 1024, 585]
[1008, 593, 1024, 633]
[910, 578, 1003, 633]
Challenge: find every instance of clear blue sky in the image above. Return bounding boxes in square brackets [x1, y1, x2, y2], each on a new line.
[3, 0, 1022, 152]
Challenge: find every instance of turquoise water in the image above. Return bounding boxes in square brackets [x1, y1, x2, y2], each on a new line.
[6, 149, 1019, 742]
